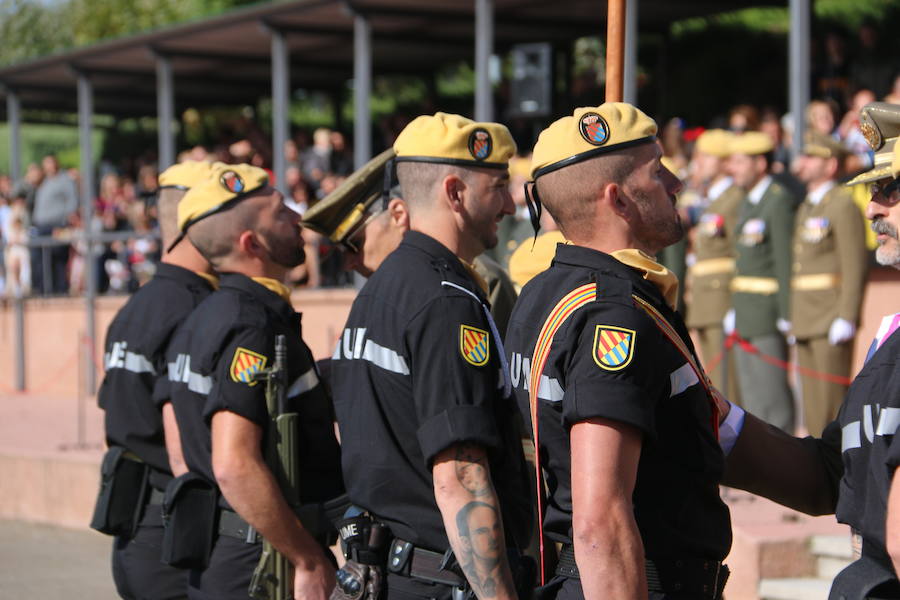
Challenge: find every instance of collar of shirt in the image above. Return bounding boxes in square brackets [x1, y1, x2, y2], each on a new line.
[552, 244, 670, 312]
[401, 230, 487, 302]
[707, 176, 733, 202]
[747, 175, 773, 205]
[218, 272, 299, 325]
[155, 262, 218, 291]
[609, 249, 680, 310]
[806, 180, 835, 206]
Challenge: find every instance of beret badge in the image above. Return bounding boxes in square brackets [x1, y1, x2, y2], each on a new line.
[468, 129, 493, 161]
[579, 112, 610, 146]
[220, 170, 246, 194]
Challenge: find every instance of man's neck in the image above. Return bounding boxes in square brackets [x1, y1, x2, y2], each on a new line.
[163, 240, 212, 274]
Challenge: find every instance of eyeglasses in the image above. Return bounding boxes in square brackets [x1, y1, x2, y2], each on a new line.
[871, 179, 900, 205]
[338, 208, 384, 254]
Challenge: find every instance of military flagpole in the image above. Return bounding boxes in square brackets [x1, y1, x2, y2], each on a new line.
[605, 0, 626, 102]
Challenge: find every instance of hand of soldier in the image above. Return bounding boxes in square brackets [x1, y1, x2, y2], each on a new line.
[293, 552, 337, 600]
[722, 309, 736, 335]
[828, 318, 856, 346]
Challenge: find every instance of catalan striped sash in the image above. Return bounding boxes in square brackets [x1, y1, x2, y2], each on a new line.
[528, 282, 597, 584]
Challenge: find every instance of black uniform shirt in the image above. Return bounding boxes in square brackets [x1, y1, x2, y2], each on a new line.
[166, 273, 344, 507]
[332, 231, 530, 552]
[831, 326, 900, 560]
[505, 244, 732, 561]
[99, 263, 215, 489]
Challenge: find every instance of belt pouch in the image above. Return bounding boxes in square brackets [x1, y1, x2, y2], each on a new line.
[89, 446, 150, 537]
[160, 472, 218, 569]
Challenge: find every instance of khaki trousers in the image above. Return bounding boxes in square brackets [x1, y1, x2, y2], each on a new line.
[795, 336, 851, 437]
[734, 333, 795, 432]
[694, 325, 742, 407]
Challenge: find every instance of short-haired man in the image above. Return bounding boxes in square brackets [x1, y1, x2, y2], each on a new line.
[330, 113, 531, 600]
[725, 132, 798, 431]
[166, 164, 344, 600]
[505, 103, 733, 600]
[789, 133, 868, 436]
[93, 161, 219, 600]
[723, 101, 900, 600]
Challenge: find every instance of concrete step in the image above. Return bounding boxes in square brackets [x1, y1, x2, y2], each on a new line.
[759, 577, 832, 600]
[817, 555, 851, 581]
[810, 534, 854, 560]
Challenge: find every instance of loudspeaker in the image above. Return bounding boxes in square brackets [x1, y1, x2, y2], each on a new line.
[509, 43, 553, 117]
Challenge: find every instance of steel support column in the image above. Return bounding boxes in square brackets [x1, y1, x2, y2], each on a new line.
[155, 54, 176, 171]
[270, 28, 290, 196]
[789, 0, 810, 159]
[6, 89, 22, 180]
[353, 14, 372, 169]
[77, 73, 97, 396]
[623, 0, 638, 105]
[474, 0, 494, 121]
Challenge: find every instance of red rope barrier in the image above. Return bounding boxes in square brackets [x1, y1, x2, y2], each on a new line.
[702, 331, 853, 386]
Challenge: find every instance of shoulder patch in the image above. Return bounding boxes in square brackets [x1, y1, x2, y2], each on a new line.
[592, 325, 636, 371]
[460, 324, 490, 367]
[230, 347, 267, 385]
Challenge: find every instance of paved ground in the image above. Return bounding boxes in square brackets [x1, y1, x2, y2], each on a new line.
[0, 519, 118, 599]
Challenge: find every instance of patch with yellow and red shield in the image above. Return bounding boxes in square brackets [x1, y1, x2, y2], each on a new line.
[592, 325, 636, 371]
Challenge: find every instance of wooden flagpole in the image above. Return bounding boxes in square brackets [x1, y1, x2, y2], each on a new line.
[605, 0, 626, 102]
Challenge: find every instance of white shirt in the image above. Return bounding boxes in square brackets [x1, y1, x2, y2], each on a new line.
[707, 176, 734, 202]
[806, 180, 835, 206]
[747, 175, 773, 205]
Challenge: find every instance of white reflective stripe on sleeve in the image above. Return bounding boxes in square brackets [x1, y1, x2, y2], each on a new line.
[538, 375, 565, 402]
[361, 339, 410, 375]
[876, 407, 900, 437]
[187, 372, 212, 395]
[287, 367, 320, 398]
[123, 351, 156, 375]
[669, 362, 699, 397]
[842, 421, 861, 452]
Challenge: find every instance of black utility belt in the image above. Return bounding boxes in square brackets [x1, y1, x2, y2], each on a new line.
[89, 446, 166, 537]
[387, 539, 467, 588]
[557, 544, 729, 600]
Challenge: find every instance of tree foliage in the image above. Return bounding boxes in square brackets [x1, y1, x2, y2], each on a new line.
[0, 0, 261, 67]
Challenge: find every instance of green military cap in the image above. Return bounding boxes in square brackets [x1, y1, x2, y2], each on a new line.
[695, 129, 735, 158]
[847, 102, 900, 185]
[302, 148, 396, 245]
[394, 112, 517, 170]
[530, 103, 657, 179]
[728, 131, 774, 156]
[801, 131, 849, 160]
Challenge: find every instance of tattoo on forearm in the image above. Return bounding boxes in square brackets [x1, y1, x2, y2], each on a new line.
[454, 501, 504, 599]
[455, 443, 490, 497]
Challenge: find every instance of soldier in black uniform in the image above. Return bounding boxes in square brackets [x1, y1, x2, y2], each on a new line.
[723, 102, 900, 600]
[506, 103, 736, 600]
[94, 161, 220, 600]
[331, 113, 531, 600]
[165, 164, 343, 600]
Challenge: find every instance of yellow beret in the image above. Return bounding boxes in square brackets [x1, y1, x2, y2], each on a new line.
[302, 149, 395, 244]
[176, 163, 269, 234]
[530, 103, 657, 180]
[729, 131, 774, 156]
[801, 132, 848, 160]
[695, 129, 734, 158]
[158, 161, 224, 190]
[847, 102, 900, 186]
[393, 112, 516, 169]
[508, 230, 567, 288]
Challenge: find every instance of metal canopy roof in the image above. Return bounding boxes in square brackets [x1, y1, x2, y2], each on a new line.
[0, 0, 782, 119]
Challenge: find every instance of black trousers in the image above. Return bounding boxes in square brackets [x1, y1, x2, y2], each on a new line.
[187, 535, 262, 600]
[112, 522, 189, 600]
[384, 572, 456, 600]
[537, 574, 707, 600]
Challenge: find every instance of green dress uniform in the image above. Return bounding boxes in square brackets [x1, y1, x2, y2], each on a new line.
[790, 183, 868, 436]
[686, 182, 745, 406]
[731, 176, 797, 431]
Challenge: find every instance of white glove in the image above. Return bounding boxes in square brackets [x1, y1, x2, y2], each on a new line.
[828, 318, 856, 346]
[723, 309, 736, 335]
[776, 318, 792, 335]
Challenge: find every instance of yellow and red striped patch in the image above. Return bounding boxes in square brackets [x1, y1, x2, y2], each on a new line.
[460, 325, 490, 366]
[592, 325, 636, 371]
[229, 347, 267, 385]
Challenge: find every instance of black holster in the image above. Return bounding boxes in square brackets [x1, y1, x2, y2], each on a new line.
[330, 515, 392, 600]
[160, 472, 219, 569]
[90, 446, 150, 537]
